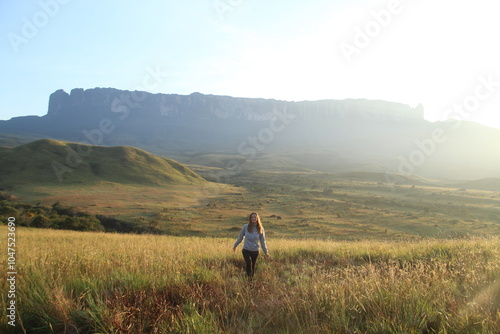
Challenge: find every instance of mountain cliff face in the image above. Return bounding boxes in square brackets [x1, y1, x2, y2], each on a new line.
[45, 88, 424, 121]
[0, 87, 426, 153]
[1, 88, 499, 180]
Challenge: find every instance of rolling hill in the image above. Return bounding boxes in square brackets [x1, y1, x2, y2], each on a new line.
[0, 139, 206, 187]
[457, 177, 500, 192]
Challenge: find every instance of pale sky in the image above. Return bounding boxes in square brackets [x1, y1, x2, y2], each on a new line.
[1, 0, 500, 128]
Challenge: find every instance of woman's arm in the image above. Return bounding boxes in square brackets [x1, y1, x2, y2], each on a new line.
[259, 229, 269, 256]
[233, 225, 246, 250]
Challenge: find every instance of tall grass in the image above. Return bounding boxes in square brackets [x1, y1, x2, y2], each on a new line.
[1, 226, 500, 333]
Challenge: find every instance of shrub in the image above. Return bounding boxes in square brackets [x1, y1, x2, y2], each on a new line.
[31, 214, 52, 228]
[0, 203, 19, 217]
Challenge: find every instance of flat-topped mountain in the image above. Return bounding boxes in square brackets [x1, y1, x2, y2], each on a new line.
[0, 88, 424, 151]
[1, 88, 500, 180]
[0, 139, 205, 186]
[46, 88, 424, 121]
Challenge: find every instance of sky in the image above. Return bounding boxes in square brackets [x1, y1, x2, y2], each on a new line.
[1, 0, 500, 128]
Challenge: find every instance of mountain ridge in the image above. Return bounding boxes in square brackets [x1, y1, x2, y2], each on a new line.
[43, 88, 424, 121]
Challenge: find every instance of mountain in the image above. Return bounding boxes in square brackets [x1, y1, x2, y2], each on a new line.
[0, 88, 424, 152]
[1, 88, 500, 180]
[0, 139, 205, 187]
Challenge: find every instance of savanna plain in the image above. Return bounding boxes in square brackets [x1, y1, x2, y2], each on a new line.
[2, 169, 500, 333]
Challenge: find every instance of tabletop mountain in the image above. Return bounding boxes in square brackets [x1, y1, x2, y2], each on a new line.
[1, 88, 500, 179]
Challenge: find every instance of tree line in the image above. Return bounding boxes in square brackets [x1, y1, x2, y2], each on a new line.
[0, 192, 160, 234]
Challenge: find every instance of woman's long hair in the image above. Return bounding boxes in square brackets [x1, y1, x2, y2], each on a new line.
[248, 212, 263, 234]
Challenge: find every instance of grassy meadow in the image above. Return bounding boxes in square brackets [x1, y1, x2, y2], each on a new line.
[7, 169, 500, 240]
[3, 149, 500, 332]
[1, 226, 500, 333]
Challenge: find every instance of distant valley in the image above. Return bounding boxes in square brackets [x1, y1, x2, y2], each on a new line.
[1, 139, 499, 239]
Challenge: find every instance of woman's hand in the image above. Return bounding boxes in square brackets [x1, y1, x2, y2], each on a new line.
[233, 247, 236, 252]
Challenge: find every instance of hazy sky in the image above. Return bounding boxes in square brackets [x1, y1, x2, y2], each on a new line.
[2, 0, 500, 128]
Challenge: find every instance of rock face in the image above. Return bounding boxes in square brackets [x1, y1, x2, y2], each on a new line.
[3, 86, 426, 155]
[45, 88, 424, 122]
[35, 87, 428, 155]
[47, 89, 71, 116]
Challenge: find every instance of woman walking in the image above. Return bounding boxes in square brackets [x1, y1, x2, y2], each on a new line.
[233, 212, 270, 279]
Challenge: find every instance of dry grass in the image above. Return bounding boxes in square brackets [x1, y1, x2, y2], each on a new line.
[13, 181, 238, 222]
[1, 226, 500, 333]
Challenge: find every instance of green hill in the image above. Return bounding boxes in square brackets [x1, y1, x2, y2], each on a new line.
[0, 139, 206, 186]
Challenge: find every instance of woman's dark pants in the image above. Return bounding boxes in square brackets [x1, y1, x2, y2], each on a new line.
[242, 249, 259, 278]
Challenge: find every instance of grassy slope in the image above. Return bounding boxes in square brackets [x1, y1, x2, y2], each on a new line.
[0, 139, 205, 186]
[1, 226, 499, 333]
[459, 177, 500, 191]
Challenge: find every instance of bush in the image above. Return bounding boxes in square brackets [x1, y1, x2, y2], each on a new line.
[96, 215, 146, 234]
[31, 214, 52, 228]
[0, 203, 19, 217]
[51, 201, 79, 216]
[60, 216, 104, 232]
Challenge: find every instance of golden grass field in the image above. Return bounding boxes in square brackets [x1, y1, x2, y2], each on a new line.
[3, 164, 500, 332]
[1, 226, 500, 333]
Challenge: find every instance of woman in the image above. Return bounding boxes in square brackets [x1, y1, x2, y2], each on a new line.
[233, 212, 270, 279]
